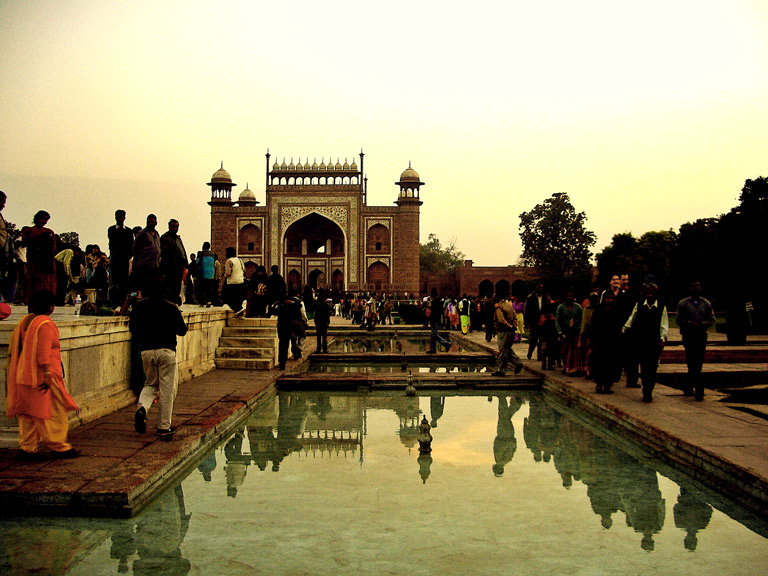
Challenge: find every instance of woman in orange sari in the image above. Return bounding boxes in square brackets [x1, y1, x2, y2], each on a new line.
[6, 290, 79, 459]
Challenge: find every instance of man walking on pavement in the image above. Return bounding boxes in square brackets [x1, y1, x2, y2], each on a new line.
[130, 280, 188, 440]
[676, 280, 715, 401]
[493, 281, 524, 377]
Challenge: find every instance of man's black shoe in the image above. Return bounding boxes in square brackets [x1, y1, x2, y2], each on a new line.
[492, 371, 505, 377]
[514, 363, 523, 374]
[156, 427, 176, 441]
[134, 407, 147, 434]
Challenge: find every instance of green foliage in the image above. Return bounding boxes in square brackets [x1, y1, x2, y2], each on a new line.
[4, 220, 21, 243]
[596, 230, 677, 293]
[419, 233, 465, 273]
[595, 232, 639, 285]
[518, 192, 596, 295]
[59, 231, 80, 249]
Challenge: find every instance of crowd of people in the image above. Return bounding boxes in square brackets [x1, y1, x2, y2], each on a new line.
[1, 194, 716, 461]
[422, 273, 714, 404]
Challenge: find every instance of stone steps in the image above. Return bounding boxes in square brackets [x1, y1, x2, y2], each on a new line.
[214, 357, 275, 370]
[219, 336, 276, 347]
[216, 346, 274, 359]
[214, 317, 278, 370]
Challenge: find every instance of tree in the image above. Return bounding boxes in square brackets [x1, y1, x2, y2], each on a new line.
[59, 231, 80, 249]
[419, 233, 465, 273]
[595, 232, 640, 286]
[596, 230, 677, 297]
[518, 192, 596, 295]
[635, 230, 677, 291]
[717, 176, 768, 338]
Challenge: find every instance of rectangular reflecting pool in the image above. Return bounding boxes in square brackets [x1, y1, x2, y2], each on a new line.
[1, 391, 766, 575]
[326, 333, 484, 353]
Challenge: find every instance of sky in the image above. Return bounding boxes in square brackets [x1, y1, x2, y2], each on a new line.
[1, 0, 767, 266]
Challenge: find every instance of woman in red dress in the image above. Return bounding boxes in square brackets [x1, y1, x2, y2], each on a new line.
[21, 210, 56, 309]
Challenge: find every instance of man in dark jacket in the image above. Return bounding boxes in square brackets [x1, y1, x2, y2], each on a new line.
[524, 283, 549, 360]
[130, 280, 188, 439]
[107, 209, 134, 306]
[313, 289, 331, 353]
[623, 283, 668, 403]
[676, 280, 715, 400]
[427, 288, 452, 353]
[276, 291, 300, 369]
[159, 219, 188, 305]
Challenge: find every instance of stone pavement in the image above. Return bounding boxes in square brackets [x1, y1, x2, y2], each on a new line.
[0, 368, 277, 517]
[0, 312, 766, 519]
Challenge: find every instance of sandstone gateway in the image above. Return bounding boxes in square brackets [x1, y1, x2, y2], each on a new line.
[208, 151, 422, 296]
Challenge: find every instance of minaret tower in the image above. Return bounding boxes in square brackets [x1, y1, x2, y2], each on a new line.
[394, 162, 423, 294]
[207, 162, 237, 257]
[207, 162, 236, 205]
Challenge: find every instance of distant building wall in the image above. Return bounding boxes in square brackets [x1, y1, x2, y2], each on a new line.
[421, 260, 540, 298]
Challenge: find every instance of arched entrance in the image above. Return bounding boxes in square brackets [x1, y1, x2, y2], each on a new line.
[309, 269, 326, 290]
[283, 213, 346, 292]
[478, 279, 494, 298]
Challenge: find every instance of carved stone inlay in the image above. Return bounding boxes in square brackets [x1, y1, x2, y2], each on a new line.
[366, 218, 391, 230]
[269, 196, 359, 284]
[366, 256, 390, 267]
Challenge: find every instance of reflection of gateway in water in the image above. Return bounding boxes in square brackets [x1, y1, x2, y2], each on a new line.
[245, 392, 428, 465]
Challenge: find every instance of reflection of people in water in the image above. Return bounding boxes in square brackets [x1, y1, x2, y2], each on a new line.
[430, 396, 445, 427]
[673, 487, 713, 550]
[523, 394, 559, 463]
[310, 394, 333, 421]
[274, 393, 309, 470]
[585, 436, 622, 529]
[493, 395, 523, 476]
[617, 452, 666, 551]
[224, 429, 250, 497]
[110, 520, 137, 573]
[197, 452, 217, 482]
[133, 484, 191, 575]
[553, 419, 582, 488]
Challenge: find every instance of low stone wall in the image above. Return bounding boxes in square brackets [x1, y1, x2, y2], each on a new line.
[0, 308, 229, 438]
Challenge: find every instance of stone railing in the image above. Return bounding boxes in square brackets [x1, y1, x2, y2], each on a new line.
[0, 307, 229, 441]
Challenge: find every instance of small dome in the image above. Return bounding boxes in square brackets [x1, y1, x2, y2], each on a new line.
[238, 183, 256, 202]
[335, 160, 342, 170]
[304, 160, 311, 170]
[350, 159, 358, 171]
[288, 158, 296, 170]
[210, 162, 232, 184]
[319, 159, 326, 170]
[280, 159, 287, 171]
[272, 161, 280, 172]
[399, 162, 420, 182]
[343, 158, 350, 170]
[312, 159, 318, 170]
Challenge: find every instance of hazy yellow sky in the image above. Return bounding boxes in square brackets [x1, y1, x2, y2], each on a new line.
[2, 0, 767, 265]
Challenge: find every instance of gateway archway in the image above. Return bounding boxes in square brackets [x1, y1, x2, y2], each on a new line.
[283, 213, 346, 292]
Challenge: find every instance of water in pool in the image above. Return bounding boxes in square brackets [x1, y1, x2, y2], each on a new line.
[1, 391, 766, 575]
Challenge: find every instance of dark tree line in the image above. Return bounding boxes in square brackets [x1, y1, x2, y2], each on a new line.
[596, 177, 768, 335]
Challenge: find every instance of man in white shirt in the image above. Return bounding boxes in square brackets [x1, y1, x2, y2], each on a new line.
[623, 283, 668, 403]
